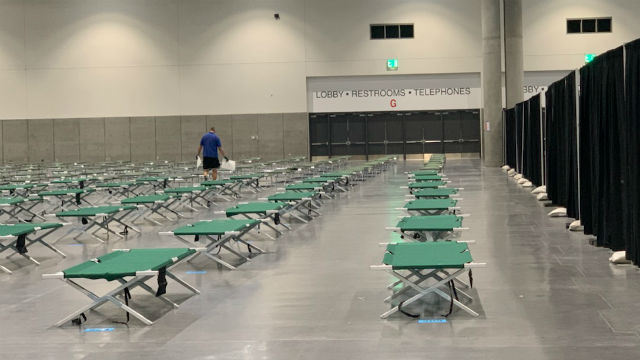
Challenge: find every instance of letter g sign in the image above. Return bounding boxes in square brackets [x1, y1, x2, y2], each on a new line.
[390, 99, 397, 108]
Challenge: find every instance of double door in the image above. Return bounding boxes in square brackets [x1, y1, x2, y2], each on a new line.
[309, 110, 481, 158]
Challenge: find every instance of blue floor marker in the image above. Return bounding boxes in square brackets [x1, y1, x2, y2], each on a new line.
[418, 319, 447, 324]
[186, 270, 207, 274]
[83, 328, 114, 333]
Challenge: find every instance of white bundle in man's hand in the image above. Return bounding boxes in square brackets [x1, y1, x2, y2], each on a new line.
[196, 155, 202, 168]
[220, 157, 236, 171]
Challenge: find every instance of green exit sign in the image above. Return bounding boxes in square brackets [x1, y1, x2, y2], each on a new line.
[585, 53, 596, 63]
[387, 58, 398, 71]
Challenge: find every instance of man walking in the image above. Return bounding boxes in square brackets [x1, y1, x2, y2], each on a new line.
[197, 127, 228, 180]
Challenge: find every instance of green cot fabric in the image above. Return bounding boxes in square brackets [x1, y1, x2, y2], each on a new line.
[412, 188, 459, 198]
[302, 177, 332, 183]
[62, 248, 196, 281]
[225, 202, 286, 216]
[0, 222, 63, 237]
[0, 184, 37, 190]
[164, 186, 206, 194]
[121, 194, 170, 204]
[396, 215, 463, 231]
[411, 170, 439, 176]
[230, 174, 261, 180]
[285, 183, 321, 190]
[56, 205, 137, 217]
[201, 180, 233, 186]
[95, 182, 134, 188]
[50, 178, 87, 184]
[404, 199, 457, 210]
[317, 174, 343, 179]
[383, 242, 472, 269]
[408, 181, 446, 189]
[414, 175, 443, 181]
[267, 191, 316, 201]
[136, 177, 168, 183]
[39, 188, 95, 196]
[172, 219, 259, 235]
[323, 171, 351, 177]
[0, 196, 26, 205]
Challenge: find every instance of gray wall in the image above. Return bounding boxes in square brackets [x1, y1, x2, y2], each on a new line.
[0, 113, 309, 164]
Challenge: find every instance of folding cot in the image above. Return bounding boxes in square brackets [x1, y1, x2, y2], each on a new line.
[0, 222, 67, 274]
[401, 199, 459, 215]
[284, 182, 334, 198]
[130, 176, 170, 194]
[0, 183, 46, 197]
[42, 248, 200, 326]
[265, 191, 322, 223]
[371, 241, 483, 318]
[411, 175, 445, 182]
[407, 181, 448, 192]
[409, 170, 440, 177]
[160, 219, 265, 270]
[38, 188, 96, 210]
[201, 179, 241, 200]
[411, 188, 459, 199]
[222, 202, 291, 238]
[49, 178, 89, 189]
[52, 205, 140, 242]
[92, 182, 135, 202]
[315, 173, 352, 191]
[163, 186, 210, 210]
[387, 215, 466, 241]
[229, 174, 263, 193]
[121, 194, 184, 225]
[0, 196, 45, 222]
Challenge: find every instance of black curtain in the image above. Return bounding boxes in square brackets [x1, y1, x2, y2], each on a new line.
[504, 108, 517, 169]
[545, 72, 579, 218]
[579, 46, 626, 251]
[624, 39, 640, 264]
[515, 102, 525, 173]
[522, 94, 543, 186]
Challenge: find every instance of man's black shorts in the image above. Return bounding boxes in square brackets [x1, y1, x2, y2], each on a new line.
[203, 157, 220, 170]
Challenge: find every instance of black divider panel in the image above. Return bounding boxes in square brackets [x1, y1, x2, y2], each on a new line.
[625, 39, 640, 264]
[579, 47, 625, 251]
[504, 108, 517, 169]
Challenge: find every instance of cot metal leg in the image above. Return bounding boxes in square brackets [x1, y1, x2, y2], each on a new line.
[380, 268, 471, 319]
[0, 264, 12, 274]
[166, 270, 201, 294]
[116, 278, 179, 309]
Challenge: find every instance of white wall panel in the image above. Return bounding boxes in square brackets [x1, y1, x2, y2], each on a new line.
[26, 66, 180, 119]
[0, 70, 27, 119]
[178, 0, 305, 65]
[24, 0, 178, 69]
[179, 62, 307, 115]
[0, 0, 25, 70]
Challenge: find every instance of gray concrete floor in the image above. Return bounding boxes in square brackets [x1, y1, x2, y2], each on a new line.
[2, 159, 640, 359]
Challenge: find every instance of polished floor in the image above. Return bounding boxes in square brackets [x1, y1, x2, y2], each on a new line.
[1, 159, 640, 359]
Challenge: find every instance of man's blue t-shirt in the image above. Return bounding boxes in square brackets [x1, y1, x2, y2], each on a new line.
[200, 132, 222, 158]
